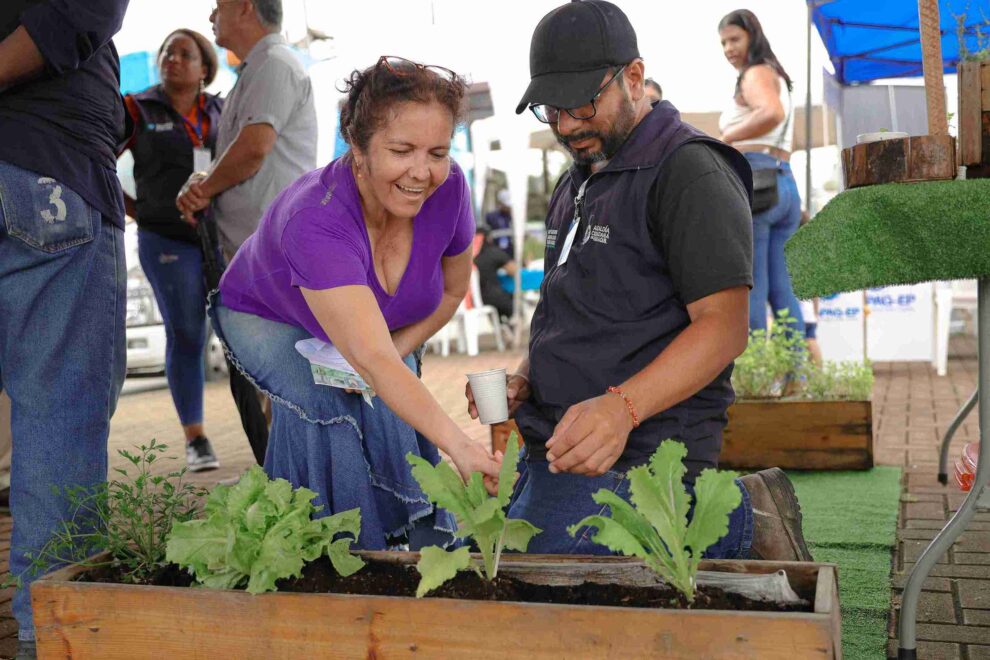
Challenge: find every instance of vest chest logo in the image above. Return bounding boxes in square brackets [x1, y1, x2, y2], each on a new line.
[147, 122, 175, 132]
[546, 228, 558, 250]
[589, 224, 610, 245]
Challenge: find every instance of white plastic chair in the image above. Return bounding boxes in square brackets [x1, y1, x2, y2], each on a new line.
[426, 269, 505, 357]
[934, 280, 978, 376]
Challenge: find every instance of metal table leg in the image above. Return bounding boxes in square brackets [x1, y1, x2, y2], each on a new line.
[937, 388, 978, 485]
[899, 277, 990, 658]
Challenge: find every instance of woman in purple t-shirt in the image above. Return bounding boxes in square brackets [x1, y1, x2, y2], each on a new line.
[208, 57, 501, 549]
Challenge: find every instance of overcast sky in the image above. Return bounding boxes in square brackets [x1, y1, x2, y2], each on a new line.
[115, 0, 837, 116]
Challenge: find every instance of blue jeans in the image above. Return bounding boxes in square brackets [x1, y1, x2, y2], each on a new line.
[208, 293, 457, 550]
[746, 153, 805, 335]
[0, 161, 125, 640]
[508, 459, 753, 559]
[138, 230, 206, 426]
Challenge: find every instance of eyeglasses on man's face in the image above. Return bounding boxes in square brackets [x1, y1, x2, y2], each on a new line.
[529, 65, 627, 124]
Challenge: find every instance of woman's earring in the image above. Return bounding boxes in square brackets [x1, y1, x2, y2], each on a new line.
[199, 79, 205, 95]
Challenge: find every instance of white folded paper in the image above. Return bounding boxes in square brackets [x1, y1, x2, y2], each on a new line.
[294, 338, 375, 407]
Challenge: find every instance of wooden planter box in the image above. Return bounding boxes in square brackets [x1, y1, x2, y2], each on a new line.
[841, 135, 956, 188]
[958, 60, 990, 179]
[32, 551, 842, 659]
[722, 399, 873, 471]
[493, 399, 873, 472]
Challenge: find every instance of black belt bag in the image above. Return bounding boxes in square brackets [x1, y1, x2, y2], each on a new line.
[748, 91, 792, 215]
[750, 167, 779, 213]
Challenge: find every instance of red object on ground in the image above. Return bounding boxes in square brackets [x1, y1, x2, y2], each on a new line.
[952, 442, 979, 491]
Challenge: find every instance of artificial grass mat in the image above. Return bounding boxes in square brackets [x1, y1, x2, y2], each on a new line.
[784, 179, 990, 299]
[788, 467, 903, 660]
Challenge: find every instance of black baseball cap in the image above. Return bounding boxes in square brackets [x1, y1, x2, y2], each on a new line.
[515, 0, 640, 115]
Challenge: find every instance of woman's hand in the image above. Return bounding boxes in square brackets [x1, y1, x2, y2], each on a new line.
[447, 441, 503, 496]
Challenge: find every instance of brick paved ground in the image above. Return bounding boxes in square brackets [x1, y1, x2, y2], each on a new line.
[1, 336, 988, 658]
[880, 335, 990, 659]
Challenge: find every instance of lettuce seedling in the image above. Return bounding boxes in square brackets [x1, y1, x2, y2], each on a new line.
[406, 432, 540, 597]
[567, 440, 741, 602]
[166, 465, 364, 594]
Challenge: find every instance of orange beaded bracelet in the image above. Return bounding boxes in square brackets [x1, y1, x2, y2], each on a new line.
[606, 386, 640, 429]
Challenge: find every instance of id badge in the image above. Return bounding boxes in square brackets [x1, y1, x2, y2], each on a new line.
[193, 147, 212, 173]
[556, 216, 580, 266]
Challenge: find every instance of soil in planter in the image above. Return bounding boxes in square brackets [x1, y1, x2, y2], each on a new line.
[73, 558, 808, 612]
[275, 557, 809, 613]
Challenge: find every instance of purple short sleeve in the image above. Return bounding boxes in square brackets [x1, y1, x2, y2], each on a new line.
[281, 209, 368, 291]
[443, 173, 476, 257]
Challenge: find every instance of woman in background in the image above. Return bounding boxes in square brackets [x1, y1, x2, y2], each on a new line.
[718, 9, 805, 336]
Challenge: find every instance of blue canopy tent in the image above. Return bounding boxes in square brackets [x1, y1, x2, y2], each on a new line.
[810, 0, 989, 85]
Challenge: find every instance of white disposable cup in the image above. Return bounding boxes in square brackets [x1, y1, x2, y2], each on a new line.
[467, 368, 509, 425]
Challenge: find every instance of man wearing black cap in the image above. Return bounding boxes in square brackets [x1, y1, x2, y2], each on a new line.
[468, 0, 812, 562]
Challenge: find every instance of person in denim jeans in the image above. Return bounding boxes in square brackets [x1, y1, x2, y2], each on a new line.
[718, 9, 805, 335]
[0, 1, 129, 655]
[470, 1, 812, 564]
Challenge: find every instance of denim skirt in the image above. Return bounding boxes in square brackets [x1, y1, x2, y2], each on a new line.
[207, 291, 456, 550]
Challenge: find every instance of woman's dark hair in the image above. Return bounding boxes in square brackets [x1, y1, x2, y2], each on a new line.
[718, 9, 792, 93]
[158, 29, 219, 87]
[338, 58, 467, 154]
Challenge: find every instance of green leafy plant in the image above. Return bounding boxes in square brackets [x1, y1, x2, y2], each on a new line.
[567, 440, 741, 603]
[953, 4, 990, 62]
[731, 311, 808, 399]
[7, 440, 205, 587]
[166, 465, 364, 594]
[406, 433, 540, 597]
[801, 360, 874, 401]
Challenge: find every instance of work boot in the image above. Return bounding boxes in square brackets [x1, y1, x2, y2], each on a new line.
[740, 467, 814, 562]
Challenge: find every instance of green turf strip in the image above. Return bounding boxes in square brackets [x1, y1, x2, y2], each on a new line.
[788, 467, 903, 660]
[784, 180, 990, 299]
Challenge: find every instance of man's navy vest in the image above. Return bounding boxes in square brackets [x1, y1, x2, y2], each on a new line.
[127, 86, 223, 242]
[516, 101, 753, 482]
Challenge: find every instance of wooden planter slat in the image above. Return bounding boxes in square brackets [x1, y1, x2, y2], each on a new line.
[841, 135, 956, 188]
[32, 552, 841, 659]
[722, 400, 873, 471]
[958, 61, 990, 178]
[959, 62, 984, 166]
[492, 400, 873, 472]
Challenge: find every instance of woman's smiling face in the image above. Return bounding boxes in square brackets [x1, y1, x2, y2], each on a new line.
[352, 100, 454, 220]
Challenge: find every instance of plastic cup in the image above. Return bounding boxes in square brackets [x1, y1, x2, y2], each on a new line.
[467, 368, 508, 425]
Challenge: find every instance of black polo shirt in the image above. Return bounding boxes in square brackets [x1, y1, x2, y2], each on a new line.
[0, 0, 128, 225]
[515, 101, 753, 482]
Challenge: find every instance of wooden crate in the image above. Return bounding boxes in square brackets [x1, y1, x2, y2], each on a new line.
[32, 552, 842, 659]
[492, 399, 873, 471]
[958, 60, 990, 178]
[722, 400, 873, 471]
[841, 135, 956, 188]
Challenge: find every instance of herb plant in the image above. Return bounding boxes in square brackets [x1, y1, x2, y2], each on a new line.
[731, 311, 807, 399]
[800, 359, 874, 401]
[406, 433, 540, 597]
[9, 440, 205, 586]
[567, 440, 741, 603]
[166, 465, 364, 594]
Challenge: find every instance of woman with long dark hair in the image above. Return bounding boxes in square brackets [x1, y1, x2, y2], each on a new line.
[118, 29, 224, 471]
[718, 10, 804, 335]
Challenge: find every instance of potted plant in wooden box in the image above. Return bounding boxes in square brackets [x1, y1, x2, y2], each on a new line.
[30, 438, 842, 659]
[722, 314, 874, 471]
[956, 14, 990, 178]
